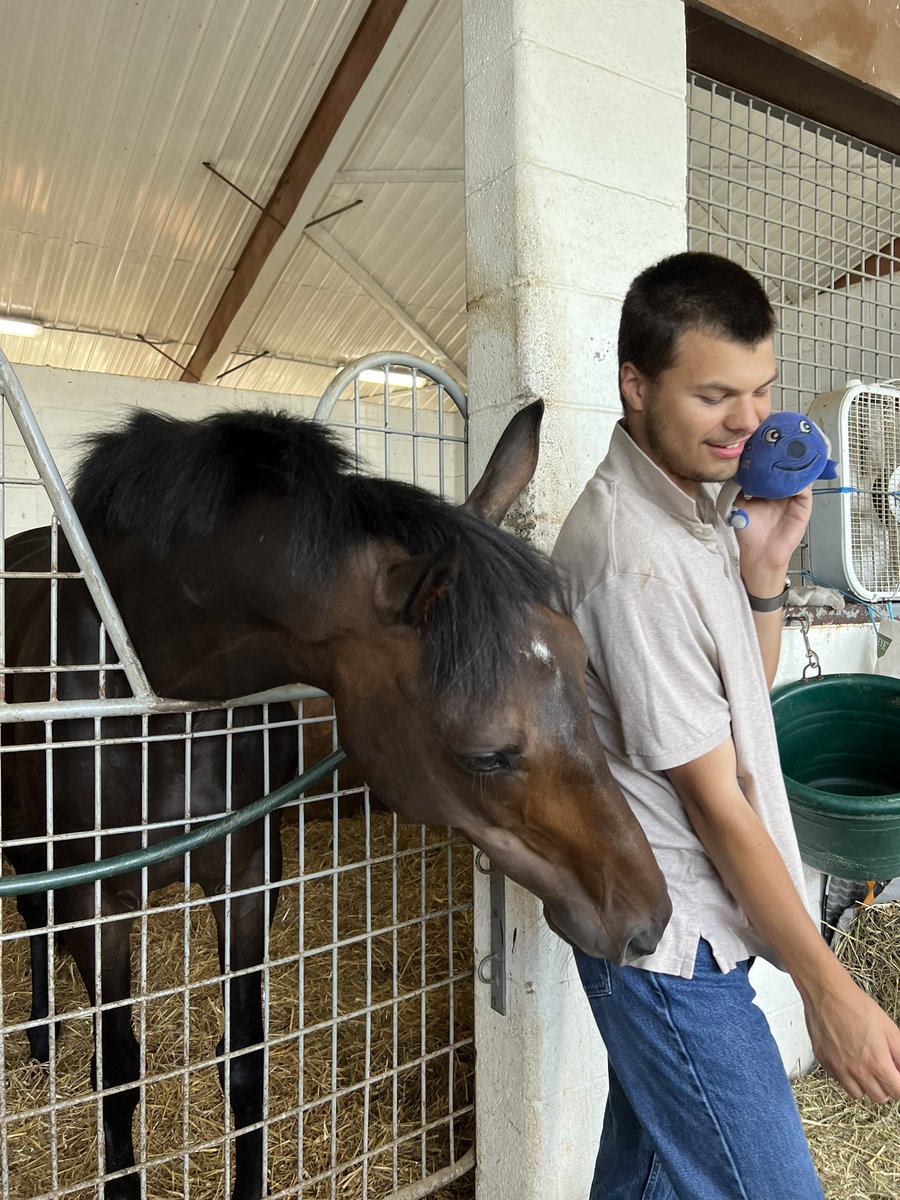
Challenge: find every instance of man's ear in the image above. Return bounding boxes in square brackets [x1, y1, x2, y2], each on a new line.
[619, 362, 648, 413]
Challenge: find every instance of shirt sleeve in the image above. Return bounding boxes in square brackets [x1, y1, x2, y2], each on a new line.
[573, 573, 732, 772]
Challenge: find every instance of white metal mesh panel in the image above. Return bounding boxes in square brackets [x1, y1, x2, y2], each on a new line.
[688, 75, 900, 414]
[0, 369, 474, 1198]
[688, 74, 900, 582]
[0, 708, 475, 1198]
[320, 363, 467, 501]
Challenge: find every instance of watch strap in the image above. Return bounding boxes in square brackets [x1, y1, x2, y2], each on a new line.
[746, 580, 790, 612]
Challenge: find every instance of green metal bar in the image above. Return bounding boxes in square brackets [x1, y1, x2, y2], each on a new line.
[0, 749, 348, 897]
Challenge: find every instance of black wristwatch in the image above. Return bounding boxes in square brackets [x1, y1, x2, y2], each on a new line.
[745, 579, 791, 612]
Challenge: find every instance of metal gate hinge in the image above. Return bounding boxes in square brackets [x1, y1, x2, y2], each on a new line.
[475, 853, 506, 1015]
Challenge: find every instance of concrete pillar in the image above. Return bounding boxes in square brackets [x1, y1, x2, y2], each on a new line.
[462, 2, 688, 1196]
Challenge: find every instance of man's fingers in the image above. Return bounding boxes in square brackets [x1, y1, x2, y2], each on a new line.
[833, 1053, 900, 1103]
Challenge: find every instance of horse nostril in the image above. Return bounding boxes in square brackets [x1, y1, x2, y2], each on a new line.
[787, 439, 806, 459]
[618, 923, 663, 965]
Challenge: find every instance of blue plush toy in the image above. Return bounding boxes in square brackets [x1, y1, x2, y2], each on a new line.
[724, 411, 839, 529]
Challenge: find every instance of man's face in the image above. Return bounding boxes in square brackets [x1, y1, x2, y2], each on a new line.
[621, 327, 777, 496]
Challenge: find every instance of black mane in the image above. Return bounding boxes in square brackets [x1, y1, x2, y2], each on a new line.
[71, 409, 559, 702]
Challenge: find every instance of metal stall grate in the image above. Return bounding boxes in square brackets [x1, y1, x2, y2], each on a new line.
[687, 74, 900, 415]
[687, 74, 900, 581]
[0, 353, 473, 1199]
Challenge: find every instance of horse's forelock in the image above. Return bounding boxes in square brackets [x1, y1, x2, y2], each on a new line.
[423, 520, 560, 704]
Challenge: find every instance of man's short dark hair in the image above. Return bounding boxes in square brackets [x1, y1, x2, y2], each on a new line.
[618, 251, 776, 383]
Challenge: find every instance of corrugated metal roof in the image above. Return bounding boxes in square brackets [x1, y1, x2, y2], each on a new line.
[0, 0, 398, 395]
[6, 6, 896, 408]
[224, 0, 467, 391]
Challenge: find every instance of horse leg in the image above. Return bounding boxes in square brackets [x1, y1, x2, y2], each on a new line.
[15, 889, 62, 1063]
[66, 908, 141, 1200]
[210, 851, 281, 1200]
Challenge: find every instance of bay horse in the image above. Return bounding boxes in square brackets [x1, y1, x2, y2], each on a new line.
[0, 400, 670, 1199]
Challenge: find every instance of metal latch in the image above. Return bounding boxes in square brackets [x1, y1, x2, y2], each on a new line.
[785, 609, 822, 681]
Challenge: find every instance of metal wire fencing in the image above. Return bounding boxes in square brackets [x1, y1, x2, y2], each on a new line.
[687, 73, 900, 579]
[0, 353, 474, 1199]
[688, 74, 900, 410]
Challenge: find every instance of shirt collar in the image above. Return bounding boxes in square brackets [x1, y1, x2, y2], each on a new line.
[599, 420, 722, 526]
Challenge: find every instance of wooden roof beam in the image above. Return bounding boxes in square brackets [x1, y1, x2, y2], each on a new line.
[183, 0, 429, 384]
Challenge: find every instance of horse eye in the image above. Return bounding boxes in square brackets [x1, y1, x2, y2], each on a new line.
[799, 419, 811, 434]
[460, 751, 519, 774]
[763, 428, 780, 443]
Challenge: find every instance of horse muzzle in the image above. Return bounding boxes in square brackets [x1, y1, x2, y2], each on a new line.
[543, 891, 672, 964]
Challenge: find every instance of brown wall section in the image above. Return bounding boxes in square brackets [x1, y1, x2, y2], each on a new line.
[686, 2, 900, 155]
[694, 0, 900, 98]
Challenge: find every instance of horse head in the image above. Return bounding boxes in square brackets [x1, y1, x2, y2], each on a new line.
[327, 402, 671, 964]
[66, 399, 670, 964]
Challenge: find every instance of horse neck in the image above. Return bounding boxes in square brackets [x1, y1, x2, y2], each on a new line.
[100, 500, 342, 700]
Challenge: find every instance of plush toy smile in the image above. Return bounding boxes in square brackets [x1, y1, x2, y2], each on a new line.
[775, 458, 819, 471]
[723, 411, 839, 529]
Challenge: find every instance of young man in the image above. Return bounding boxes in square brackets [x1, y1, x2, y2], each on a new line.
[552, 252, 900, 1200]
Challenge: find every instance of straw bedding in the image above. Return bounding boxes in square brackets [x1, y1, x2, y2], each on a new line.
[3, 796, 896, 1200]
[0, 806, 475, 1199]
[794, 902, 900, 1200]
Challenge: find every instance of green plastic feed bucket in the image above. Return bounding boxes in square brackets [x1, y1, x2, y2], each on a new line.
[770, 673, 900, 880]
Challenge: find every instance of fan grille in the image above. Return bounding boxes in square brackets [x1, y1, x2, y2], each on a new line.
[847, 390, 900, 598]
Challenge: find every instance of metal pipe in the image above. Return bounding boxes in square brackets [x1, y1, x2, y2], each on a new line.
[385, 1150, 475, 1200]
[0, 349, 156, 701]
[0, 749, 347, 896]
[0, 683, 329, 724]
[314, 353, 468, 422]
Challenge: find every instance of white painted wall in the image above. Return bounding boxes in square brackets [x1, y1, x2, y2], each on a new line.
[462, 1, 689, 1197]
[776, 620, 877, 687]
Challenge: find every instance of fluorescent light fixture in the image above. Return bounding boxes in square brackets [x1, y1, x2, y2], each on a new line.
[358, 368, 432, 388]
[0, 316, 43, 338]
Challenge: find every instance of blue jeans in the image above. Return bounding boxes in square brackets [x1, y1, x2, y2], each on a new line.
[573, 940, 825, 1200]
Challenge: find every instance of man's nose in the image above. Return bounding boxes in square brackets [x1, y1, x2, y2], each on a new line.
[725, 395, 764, 433]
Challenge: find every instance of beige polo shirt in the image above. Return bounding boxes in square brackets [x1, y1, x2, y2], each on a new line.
[552, 421, 807, 978]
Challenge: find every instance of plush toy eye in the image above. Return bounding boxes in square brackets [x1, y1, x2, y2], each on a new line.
[799, 419, 811, 434]
[763, 428, 781, 444]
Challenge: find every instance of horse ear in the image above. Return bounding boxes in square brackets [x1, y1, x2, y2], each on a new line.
[463, 399, 543, 526]
[374, 540, 461, 628]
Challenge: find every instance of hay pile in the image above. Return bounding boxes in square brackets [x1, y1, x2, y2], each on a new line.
[794, 902, 900, 1200]
[0, 808, 475, 1199]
